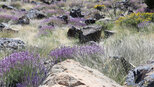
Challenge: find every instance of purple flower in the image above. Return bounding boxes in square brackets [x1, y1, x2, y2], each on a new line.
[0, 52, 47, 87]
[38, 25, 55, 35]
[69, 17, 86, 27]
[40, 25, 54, 30]
[136, 8, 145, 13]
[50, 44, 104, 63]
[0, 14, 19, 22]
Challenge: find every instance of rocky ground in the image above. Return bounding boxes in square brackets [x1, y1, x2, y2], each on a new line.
[0, 0, 154, 87]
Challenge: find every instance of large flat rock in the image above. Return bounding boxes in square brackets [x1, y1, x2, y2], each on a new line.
[40, 59, 123, 87]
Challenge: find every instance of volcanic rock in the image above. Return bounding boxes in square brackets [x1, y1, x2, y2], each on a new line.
[126, 62, 154, 87]
[40, 0, 63, 4]
[85, 18, 96, 25]
[57, 15, 68, 24]
[104, 30, 116, 38]
[17, 16, 30, 25]
[0, 23, 18, 33]
[70, 8, 84, 18]
[79, 25, 103, 43]
[26, 9, 46, 19]
[67, 26, 81, 38]
[0, 38, 25, 51]
[94, 13, 105, 20]
[1, 4, 15, 10]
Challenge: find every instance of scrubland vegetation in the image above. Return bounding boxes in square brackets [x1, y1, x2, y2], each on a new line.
[0, 0, 154, 87]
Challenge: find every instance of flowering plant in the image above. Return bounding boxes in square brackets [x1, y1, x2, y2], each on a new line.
[116, 13, 154, 27]
[94, 5, 106, 11]
[0, 14, 18, 23]
[0, 52, 47, 87]
[50, 44, 104, 63]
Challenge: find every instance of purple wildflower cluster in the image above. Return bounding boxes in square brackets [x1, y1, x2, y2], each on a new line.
[69, 17, 86, 27]
[39, 17, 62, 35]
[45, 9, 65, 16]
[0, 52, 47, 87]
[0, 14, 19, 22]
[50, 44, 103, 63]
[39, 25, 54, 35]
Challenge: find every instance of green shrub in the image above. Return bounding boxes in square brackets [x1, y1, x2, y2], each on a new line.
[116, 13, 154, 28]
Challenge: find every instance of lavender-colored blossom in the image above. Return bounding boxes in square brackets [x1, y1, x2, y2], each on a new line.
[0, 52, 47, 87]
[0, 14, 19, 22]
[69, 17, 86, 27]
[38, 25, 55, 35]
[136, 8, 145, 13]
[0, 8, 7, 12]
[40, 25, 54, 30]
[50, 46, 76, 59]
[50, 44, 104, 63]
[41, 17, 61, 24]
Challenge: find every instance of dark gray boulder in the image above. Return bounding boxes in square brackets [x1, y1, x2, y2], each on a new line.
[126, 62, 154, 87]
[31, 1, 41, 5]
[94, 13, 105, 20]
[79, 25, 103, 43]
[26, 9, 47, 19]
[0, 23, 18, 33]
[70, 8, 84, 18]
[57, 15, 68, 24]
[0, 23, 5, 29]
[85, 18, 96, 25]
[104, 30, 116, 38]
[1, 4, 15, 10]
[40, 0, 64, 4]
[0, 38, 25, 51]
[67, 26, 81, 38]
[40, 0, 54, 4]
[17, 16, 30, 25]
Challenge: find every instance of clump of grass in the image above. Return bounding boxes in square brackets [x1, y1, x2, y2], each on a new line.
[99, 33, 154, 84]
[0, 32, 16, 38]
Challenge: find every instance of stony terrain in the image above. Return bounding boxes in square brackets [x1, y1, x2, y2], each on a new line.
[0, 0, 154, 87]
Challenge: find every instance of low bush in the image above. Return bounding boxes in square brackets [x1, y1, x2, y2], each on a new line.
[50, 44, 104, 64]
[116, 13, 154, 29]
[0, 14, 18, 23]
[0, 52, 47, 87]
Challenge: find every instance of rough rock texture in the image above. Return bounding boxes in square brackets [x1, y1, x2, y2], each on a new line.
[1, 4, 15, 10]
[57, 15, 68, 24]
[104, 30, 116, 38]
[26, 9, 46, 19]
[17, 16, 30, 25]
[67, 26, 81, 38]
[40, 0, 63, 4]
[40, 59, 123, 87]
[0, 23, 18, 33]
[79, 25, 103, 43]
[94, 13, 105, 20]
[0, 38, 25, 51]
[40, 0, 54, 4]
[85, 18, 96, 25]
[126, 62, 154, 87]
[70, 8, 84, 18]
